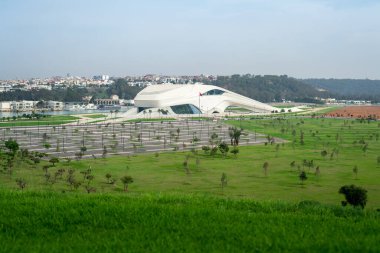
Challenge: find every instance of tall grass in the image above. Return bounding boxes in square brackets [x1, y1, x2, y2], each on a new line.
[0, 191, 379, 252]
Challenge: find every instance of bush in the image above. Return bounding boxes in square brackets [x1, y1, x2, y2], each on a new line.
[339, 185, 368, 209]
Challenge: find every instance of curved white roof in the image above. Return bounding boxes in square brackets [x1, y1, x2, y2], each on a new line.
[134, 84, 276, 114]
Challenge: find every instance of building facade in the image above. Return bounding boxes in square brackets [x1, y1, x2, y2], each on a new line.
[134, 84, 277, 115]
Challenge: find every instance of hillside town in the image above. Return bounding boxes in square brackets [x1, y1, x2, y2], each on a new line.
[0, 74, 217, 112]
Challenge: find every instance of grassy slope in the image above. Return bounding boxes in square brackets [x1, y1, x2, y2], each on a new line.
[1, 118, 379, 208]
[228, 117, 380, 206]
[0, 191, 379, 253]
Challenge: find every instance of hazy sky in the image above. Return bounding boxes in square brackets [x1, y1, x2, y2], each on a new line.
[1, 0, 380, 79]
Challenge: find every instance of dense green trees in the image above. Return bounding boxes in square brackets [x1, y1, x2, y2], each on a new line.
[202, 74, 323, 103]
[304, 78, 380, 103]
[106, 79, 143, 99]
[0, 87, 89, 102]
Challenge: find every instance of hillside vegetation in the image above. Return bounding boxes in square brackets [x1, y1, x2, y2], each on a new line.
[203, 74, 323, 103]
[303, 79, 380, 102]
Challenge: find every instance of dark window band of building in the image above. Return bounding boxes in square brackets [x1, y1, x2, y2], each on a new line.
[202, 89, 225, 96]
[171, 104, 201, 114]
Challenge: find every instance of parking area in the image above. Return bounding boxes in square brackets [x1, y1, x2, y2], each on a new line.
[1, 120, 267, 158]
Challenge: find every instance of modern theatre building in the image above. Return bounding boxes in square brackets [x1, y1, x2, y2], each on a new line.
[134, 84, 277, 115]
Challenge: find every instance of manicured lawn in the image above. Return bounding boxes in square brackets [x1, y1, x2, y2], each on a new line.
[0, 115, 79, 127]
[83, 114, 106, 119]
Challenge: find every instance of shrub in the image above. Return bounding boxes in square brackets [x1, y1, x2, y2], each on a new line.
[299, 171, 307, 184]
[339, 185, 367, 209]
[120, 176, 134, 191]
[202, 146, 210, 154]
[218, 142, 229, 157]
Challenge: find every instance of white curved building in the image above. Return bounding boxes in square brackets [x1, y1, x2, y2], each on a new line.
[134, 84, 277, 115]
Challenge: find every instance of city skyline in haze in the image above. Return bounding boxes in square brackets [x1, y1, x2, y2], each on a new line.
[1, 0, 380, 80]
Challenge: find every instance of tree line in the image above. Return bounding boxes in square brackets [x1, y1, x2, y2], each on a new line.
[202, 74, 325, 103]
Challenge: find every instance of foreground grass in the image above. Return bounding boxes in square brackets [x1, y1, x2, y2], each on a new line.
[0, 191, 379, 253]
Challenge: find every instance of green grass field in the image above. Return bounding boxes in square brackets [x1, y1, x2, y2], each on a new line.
[1, 116, 380, 252]
[1, 117, 379, 207]
[0, 115, 79, 127]
[83, 114, 106, 119]
[0, 191, 379, 253]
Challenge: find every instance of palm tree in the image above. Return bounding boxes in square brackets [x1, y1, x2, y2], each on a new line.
[148, 109, 152, 119]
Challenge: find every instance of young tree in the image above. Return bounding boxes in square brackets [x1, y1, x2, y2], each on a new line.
[5, 139, 19, 155]
[218, 142, 229, 158]
[80, 168, 92, 181]
[86, 175, 94, 186]
[80, 146, 87, 154]
[228, 127, 242, 146]
[85, 185, 96, 194]
[106, 173, 112, 184]
[102, 146, 108, 159]
[209, 133, 220, 149]
[49, 157, 59, 166]
[221, 173, 227, 190]
[183, 155, 190, 174]
[290, 161, 296, 170]
[275, 144, 280, 157]
[353, 165, 358, 179]
[362, 143, 368, 155]
[230, 147, 239, 158]
[315, 166, 320, 176]
[320, 150, 328, 159]
[15, 178, 26, 191]
[120, 176, 134, 191]
[299, 171, 307, 185]
[300, 131, 305, 145]
[339, 185, 367, 208]
[201, 146, 210, 154]
[263, 162, 269, 177]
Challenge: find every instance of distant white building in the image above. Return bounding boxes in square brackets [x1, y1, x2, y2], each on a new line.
[94, 95, 120, 106]
[0, 84, 12, 93]
[10, 101, 37, 111]
[134, 84, 276, 115]
[0, 102, 11, 111]
[46, 101, 64, 111]
[93, 75, 110, 81]
[64, 102, 96, 111]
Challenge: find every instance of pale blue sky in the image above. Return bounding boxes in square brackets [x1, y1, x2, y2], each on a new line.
[1, 0, 380, 79]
